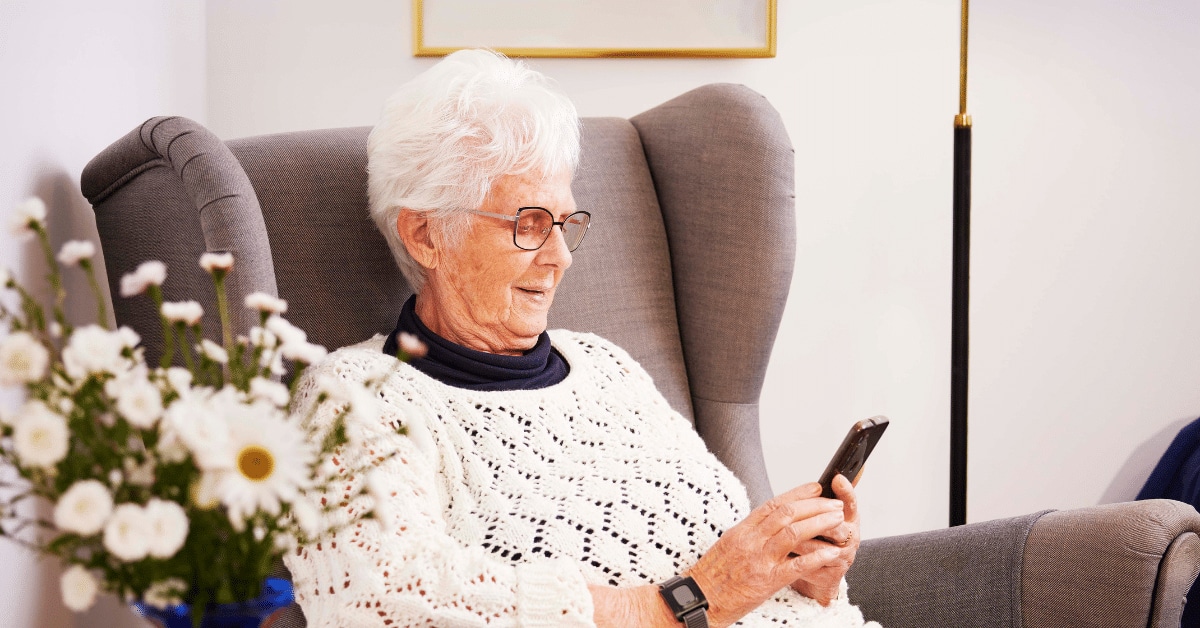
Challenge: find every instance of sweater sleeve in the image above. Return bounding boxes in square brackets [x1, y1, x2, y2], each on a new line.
[283, 353, 596, 627]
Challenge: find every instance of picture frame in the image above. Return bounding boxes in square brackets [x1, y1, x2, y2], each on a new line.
[413, 0, 776, 58]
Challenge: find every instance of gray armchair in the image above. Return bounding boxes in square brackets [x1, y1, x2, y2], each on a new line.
[82, 84, 1200, 628]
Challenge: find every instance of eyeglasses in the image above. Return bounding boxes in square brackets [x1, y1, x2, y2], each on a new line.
[465, 207, 592, 252]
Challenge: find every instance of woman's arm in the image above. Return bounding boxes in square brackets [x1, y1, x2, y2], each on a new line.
[589, 482, 848, 628]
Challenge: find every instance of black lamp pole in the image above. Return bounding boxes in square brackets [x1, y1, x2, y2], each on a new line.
[950, 0, 972, 528]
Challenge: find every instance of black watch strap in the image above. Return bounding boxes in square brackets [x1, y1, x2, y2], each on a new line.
[681, 606, 709, 628]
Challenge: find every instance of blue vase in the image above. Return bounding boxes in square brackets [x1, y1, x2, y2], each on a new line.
[131, 578, 294, 628]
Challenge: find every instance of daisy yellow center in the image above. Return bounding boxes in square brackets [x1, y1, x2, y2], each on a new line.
[237, 445, 275, 482]
[6, 354, 29, 371]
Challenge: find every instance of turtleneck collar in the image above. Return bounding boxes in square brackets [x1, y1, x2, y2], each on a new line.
[381, 295, 569, 391]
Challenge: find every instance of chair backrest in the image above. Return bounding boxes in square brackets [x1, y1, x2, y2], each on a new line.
[81, 83, 795, 506]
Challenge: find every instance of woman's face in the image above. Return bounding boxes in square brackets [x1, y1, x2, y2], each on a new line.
[417, 170, 576, 355]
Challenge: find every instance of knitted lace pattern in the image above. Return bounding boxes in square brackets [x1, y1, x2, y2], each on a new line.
[285, 331, 880, 627]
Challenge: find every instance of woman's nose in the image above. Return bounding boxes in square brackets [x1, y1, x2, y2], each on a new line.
[537, 225, 573, 269]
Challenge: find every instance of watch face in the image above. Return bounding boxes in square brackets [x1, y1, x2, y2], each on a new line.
[672, 586, 697, 606]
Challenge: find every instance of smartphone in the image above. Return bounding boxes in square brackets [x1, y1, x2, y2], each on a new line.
[817, 416, 889, 499]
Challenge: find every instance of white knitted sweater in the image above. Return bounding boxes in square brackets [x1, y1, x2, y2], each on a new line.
[285, 330, 880, 627]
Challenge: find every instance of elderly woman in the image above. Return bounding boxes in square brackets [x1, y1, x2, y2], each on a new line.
[286, 50, 880, 628]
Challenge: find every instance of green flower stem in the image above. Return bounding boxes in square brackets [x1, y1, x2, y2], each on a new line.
[12, 283, 46, 333]
[79, 259, 109, 328]
[177, 324, 196, 373]
[33, 225, 66, 330]
[149, 285, 174, 368]
[212, 270, 233, 351]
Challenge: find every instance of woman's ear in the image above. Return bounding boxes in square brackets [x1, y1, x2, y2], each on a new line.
[396, 209, 438, 270]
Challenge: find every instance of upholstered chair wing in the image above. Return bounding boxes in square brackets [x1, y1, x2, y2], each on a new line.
[82, 84, 1200, 628]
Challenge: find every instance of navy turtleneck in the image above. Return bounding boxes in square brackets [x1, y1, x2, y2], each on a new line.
[381, 295, 569, 391]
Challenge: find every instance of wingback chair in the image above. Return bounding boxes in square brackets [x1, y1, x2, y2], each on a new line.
[82, 84, 1200, 628]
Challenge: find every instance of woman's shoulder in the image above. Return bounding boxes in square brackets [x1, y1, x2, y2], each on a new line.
[548, 329, 655, 386]
[306, 335, 393, 376]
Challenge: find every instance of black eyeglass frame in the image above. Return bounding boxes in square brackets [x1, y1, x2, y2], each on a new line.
[465, 206, 592, 252]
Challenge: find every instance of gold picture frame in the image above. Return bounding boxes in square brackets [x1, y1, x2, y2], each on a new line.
[413, 0, 776, 58]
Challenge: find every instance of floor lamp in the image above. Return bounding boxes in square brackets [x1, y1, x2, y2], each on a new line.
[950, 0, 972, 528]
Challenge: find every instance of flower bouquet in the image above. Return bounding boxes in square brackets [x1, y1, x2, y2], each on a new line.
[0, 198, 417, 627]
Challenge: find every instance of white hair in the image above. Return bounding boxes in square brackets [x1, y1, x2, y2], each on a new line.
[367, 49, 581, 293]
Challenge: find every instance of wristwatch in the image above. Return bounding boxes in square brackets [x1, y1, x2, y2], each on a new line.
[658, 575, 709, 628]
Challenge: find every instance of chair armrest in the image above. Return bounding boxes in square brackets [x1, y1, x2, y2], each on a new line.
[846, 510, 1045, 628]
[845, 500, 1200, 628]
[81, 116, 279, 362]
[1021, 499, 1200, 628]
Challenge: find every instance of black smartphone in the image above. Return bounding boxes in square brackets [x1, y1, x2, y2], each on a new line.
[817, 416, 889, 499]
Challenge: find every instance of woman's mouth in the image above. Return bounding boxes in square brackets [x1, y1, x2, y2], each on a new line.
[516, 287, 547, 296]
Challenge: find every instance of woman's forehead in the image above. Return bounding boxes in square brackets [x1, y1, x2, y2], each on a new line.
[486, 171, 575, 209]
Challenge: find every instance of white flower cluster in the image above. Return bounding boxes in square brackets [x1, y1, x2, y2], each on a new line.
[0, 239, 384, 617]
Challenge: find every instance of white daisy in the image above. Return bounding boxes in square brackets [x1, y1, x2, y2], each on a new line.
[249, 326, 278, 349]
[118, 260, 167, 297]
[56, 240, 95, 266]
[281, 341, 327, 364]
[249, 377, 290, 408]
[161, 393, 233, 470]
[199, 252, 234, 273]
[244, 292, 287, 314]
[160, 300, 203, 326]
[143, 578, 187, 609]
[162, 366, 193, 394]
[116, 326, 141, 348]
[53, 480, 114, 536]
[102, 503, 150, 562]
[290, 496, 321, 538]
[198, 339, 228, 364]
[144, 498, 189, 559]
[123, 457, 156, 487]
[60, 565, 98, 612]
[217, 405, 315, 524]
[11, 197, 47, 237]
[115, 378, 164, 429]
[62, 325, 126, 379]
[396, 332, 428, 358]
[190, 471, 222, 509]
[13, 402, 69, 468]
[0, 331, 50, 385]
[264, 316, 306, 347]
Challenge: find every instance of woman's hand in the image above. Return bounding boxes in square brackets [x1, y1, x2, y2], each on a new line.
[684, 482, 847, 628]
[788, 474, 861, 606]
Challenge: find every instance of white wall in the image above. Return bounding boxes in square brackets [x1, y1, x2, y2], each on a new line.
[968, 0, 1200, 522]
[0, 2, 206, 626]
